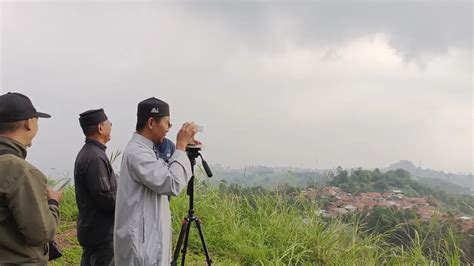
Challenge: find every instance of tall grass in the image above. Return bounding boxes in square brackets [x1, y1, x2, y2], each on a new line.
[52, 182, 464, 265]
[170, 182, 464, 265]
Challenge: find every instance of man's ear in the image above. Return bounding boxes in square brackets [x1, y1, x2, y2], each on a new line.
[23, 119, 32, 131]
[147, 117, 154, 130]
[98, 123, 104, 134]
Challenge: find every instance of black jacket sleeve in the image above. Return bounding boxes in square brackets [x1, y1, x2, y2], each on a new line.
[85, 158, 116, 213]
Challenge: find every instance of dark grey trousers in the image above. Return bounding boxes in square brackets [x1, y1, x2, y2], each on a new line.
[80, 243, 114, 266]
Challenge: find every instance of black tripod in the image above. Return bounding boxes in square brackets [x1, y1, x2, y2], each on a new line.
[171, 146, 213, 266]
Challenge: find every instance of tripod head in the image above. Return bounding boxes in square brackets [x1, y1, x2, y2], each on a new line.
[186, 144, 212, 178]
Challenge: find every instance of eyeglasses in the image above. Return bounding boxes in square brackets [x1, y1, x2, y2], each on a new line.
[101, 121, 112, 127]
[153, 117, 171, 128]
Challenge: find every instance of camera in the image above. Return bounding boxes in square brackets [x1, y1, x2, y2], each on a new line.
[186, 144, 203, 151]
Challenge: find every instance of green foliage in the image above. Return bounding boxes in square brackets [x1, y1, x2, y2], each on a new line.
[169, 182, 467, 265]
[348, 206, 470, 263]
[52, 181, 467, 265]
[58, 186, 79, 222]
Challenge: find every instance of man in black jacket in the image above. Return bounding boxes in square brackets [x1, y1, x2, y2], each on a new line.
[74, 109, 116, 266]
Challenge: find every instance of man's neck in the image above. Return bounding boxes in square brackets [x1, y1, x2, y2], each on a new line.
[88, 135, 107, 146]
[137, 130, 157, 144]
[0, 133, 29, 147]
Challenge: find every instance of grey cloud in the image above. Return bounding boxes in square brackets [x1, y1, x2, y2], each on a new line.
[177, 1, 472, 60]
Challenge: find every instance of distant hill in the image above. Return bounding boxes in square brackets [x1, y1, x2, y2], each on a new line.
[383, 160, 473, 193]
[206, 161, 473, 195]
[207, 164, 325, 189]
[416, 177, 471, 195]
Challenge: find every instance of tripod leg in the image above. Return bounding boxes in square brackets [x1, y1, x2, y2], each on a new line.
[195, 217, 213, 265]
[181, 218, 192, 266]
[171, 217, 190, 266]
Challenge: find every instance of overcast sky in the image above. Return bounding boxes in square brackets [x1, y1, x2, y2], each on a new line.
[1, 1, 472, 178]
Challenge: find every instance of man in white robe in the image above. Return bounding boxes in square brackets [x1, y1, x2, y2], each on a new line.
[114, 97, 198, 265]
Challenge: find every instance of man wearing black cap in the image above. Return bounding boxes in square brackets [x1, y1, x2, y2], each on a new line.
[74, 109, 116, 266]
[0, 92, 62, 265]
[114, 97, 199, 265]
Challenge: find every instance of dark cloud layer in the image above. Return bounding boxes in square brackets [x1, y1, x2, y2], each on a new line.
[178, 1, 472, 59]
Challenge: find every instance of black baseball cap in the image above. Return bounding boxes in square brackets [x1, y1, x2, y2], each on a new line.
[137, 97, 170, 119]
[0, 92, 51, 122]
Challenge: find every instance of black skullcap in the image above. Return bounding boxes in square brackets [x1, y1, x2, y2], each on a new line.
[79, 109, 108, 128]
[137, 97, 170, 119]
[0, 92, 51, 122]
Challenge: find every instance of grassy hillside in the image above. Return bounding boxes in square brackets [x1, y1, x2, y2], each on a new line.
[51, 183, 467, 265]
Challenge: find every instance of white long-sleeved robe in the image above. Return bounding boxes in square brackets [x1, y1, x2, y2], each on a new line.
[114, 133, 191, 265]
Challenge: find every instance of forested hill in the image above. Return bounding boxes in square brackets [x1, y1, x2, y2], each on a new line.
[383, 160, 472, 192]
[328, 168, 474, 216]
[209, 161, 472, 194]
